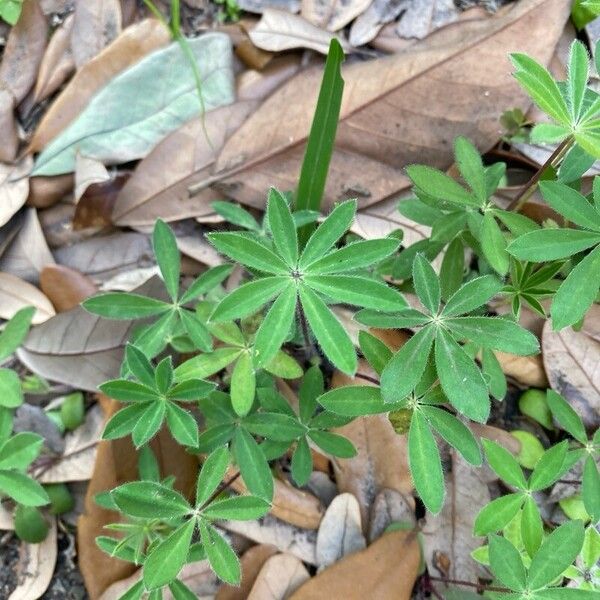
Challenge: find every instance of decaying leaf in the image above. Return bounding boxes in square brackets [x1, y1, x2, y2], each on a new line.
[40, 264, 98, 312]
[422, 453, 489, 582]
[202, 0, 569, 212]
[8, 517, 57, 600]
[70, 0, 123, 68]
[0, 157, 33, 228]
[249, 9, 352, 54]
[367, 488, 415, 543]
[395, 0, 461, 40]
[246, 554, 310, 599]
[74, 153, 111, 202]
[27, 174, 74, 210]
[29, 19, 171, 153]
[289, 529, 420, 600]
[0, 90, 18, 163]
[237, 0, 301, 14]
[316, 493, 366, 569]
[542, 305, 600, 428]
[33, 34, 236, 176]
[0, 272, 55, 324]
[349, 0, 410, 46]
[493, 350, 548, 388]
[301, 0, 372, 31]
[13, 404, 65, 454]
[221, 515, 317, 565]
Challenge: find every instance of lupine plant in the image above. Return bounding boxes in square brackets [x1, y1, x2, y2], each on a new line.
[71, 37, 600, 599]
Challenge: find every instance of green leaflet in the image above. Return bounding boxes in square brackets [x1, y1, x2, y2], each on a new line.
[153, 219, 181, 302]
[0, 471, 49, 506]
[199, 520, 241, 585]
[0, 368, 23, 408]
[413, 254, 440, 314]
[507, 229, 600, 261]
[522, 495, 543, 558]
[230, 352, 255, 417]
[406, 165, 479, 207]
[33, 34, 235, 175]
[482, 439, 527, 489]
[0, 306, 34, 362]
[111, 481, 191, 520]
[317, 385, 390, 416]
[0, 432, 43, 470]
[267, 188, 298, 267]
[232, 427, 273, 501]
[196, 446, 230, 507]
[473, 493, 525, 536]
[488, 534, 527, 591]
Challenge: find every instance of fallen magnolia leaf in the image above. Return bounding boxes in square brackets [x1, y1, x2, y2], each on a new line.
[70, 0, 123, 68]
[216, 544, 278, 600]
[316, 493, 366, 569]
[422, 453, 489, 583]
[542, 305, 600, 428]
[247, 554, 310, 600]
[79, 398, 199, 598]
[289, 529, 420, 600]
[8, 517, 57, 600]
[0, 157, 33, 228]
[37, 404, 104, 483]
[367, 488, 415, 543]
[40, 264, 97, 312]
[0, 208, 56, 284]
[0, 272, 55, 324]
[74, 152, 111, 202]
[33, 33, 235, 176]
[395, 0, 461, 40]
[221, 515, 317, 565]
[202, 0, 569, 212]
[74, 173, 129, 230]
[27, 175, 74, 209]
[349, 0, 410, 46]
[301, 0, 372, 31]
[29, 19, 171, 153]
[0, 0, 48, 103]
[33, 14, 75, 104]
[249, 9, 352, 54]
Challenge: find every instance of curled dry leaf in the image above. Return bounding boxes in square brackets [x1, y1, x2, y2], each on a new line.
[74, 152, 111, 202]
[289, 529, 420, 600]
[29, 19, 171, 154]
[367, 488, 415, 543]
[316, 493, 366, 569]
[542, 305, 600, 428]
[37, 404, 104, 483]
[247, 554, 310, 600]
[301, 0, 372, 32]
[27, 174, 74, 209]
[221, 515, 317, 565]
[40, 264, 97, 312]
[203, 0, 569, 212]
[0, 272, 55, 324]
[0, 208, 56, 284]
[8, 517, 57, 600]
[33, 14, 75, 104]
[0, 0, 48, 103]
[249, 9, 352, 54]
[216, 544, 278, 600]
[0, 156, 33, 227]
[70, 0, 123, 68]
[422, 453, 490, 583]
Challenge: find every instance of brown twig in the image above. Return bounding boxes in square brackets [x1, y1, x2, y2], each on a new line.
[428, 575, 509, 594]
[354, 372, 380, 385]
[198, 471, 242, 511]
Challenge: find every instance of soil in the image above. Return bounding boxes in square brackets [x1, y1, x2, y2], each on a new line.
[0, 528, 87, 600]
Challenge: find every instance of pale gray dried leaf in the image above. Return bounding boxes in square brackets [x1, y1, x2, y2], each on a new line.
[542, 305, 600, 428]
[33, 34, 235, 176]
[0, 156, 32, 227]
[0, 503, 13, 529]
[17, 278, 165, 390]
[0, 272, 55, 324]
[306, 472, 338, 507]
[368, 488, 415, 543]
[0, 90, 18, 163]
[0, 208, 56, 284]
[70, 0, 122, 68]
[74, 152, 110, 202]
[9, 517, 57, 600]
[13, 404, 65, 454]
[422, 453, 490, 582]
[99, 266, 159, 292]
[316, 493, 366, 569]
[238, 0, 300, 14]
[395, 0, 460, 40]
[250, 9, 352, 54]
[221, 515, 317, 565]
[53, 232, 154, 283]
[247, 554, 310, 600]
[0, 211, 24, 260]
[301, 0, 372, 31]
[349, 0, 410, 46]
[38, 404, 104, 483]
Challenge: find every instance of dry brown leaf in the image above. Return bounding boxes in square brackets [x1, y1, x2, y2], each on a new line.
[349, 0, 410, 46]
[367, 488, 414, 543]
[40, 264, 98, 312]
[301, 0, 371, 31]
[247, 554, 310, 600]
[0, 0, 48, 103]
[74, 153, 111, 203]
[316, 493, 366, 569]
[0, 90, 18, 163]
[33, 14, 75, 104]
[422, 453, 489, 582]
[27, 175, 74, 209]
[0, 157, 32, 227]
[78, 398, 199, 598]
[73, 174, 128, 230]
[493, 351, 548, 388]
[0, 208, 55, 284]
[98, 572, 142, 600]
[468, 423, 521, 456]
[37, 404, 103, 483]
[0, 272, 55, 324]
[542, 305, 600, 428]
[395, 0, 461, 40]
[202, 0, 569, 212]
[216, 544, 279, 600]
[289, 529, 420, 600]
[70, 0, 123, 68]
[330, 365, 413, 526]
[29, 19, 170, 153]
[238, 0, 301, 14]
[249, 9, 352, 54]
[9, 517, 57, 600]
[237, 54, 302, 101]
[221, 515, 317, 565]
